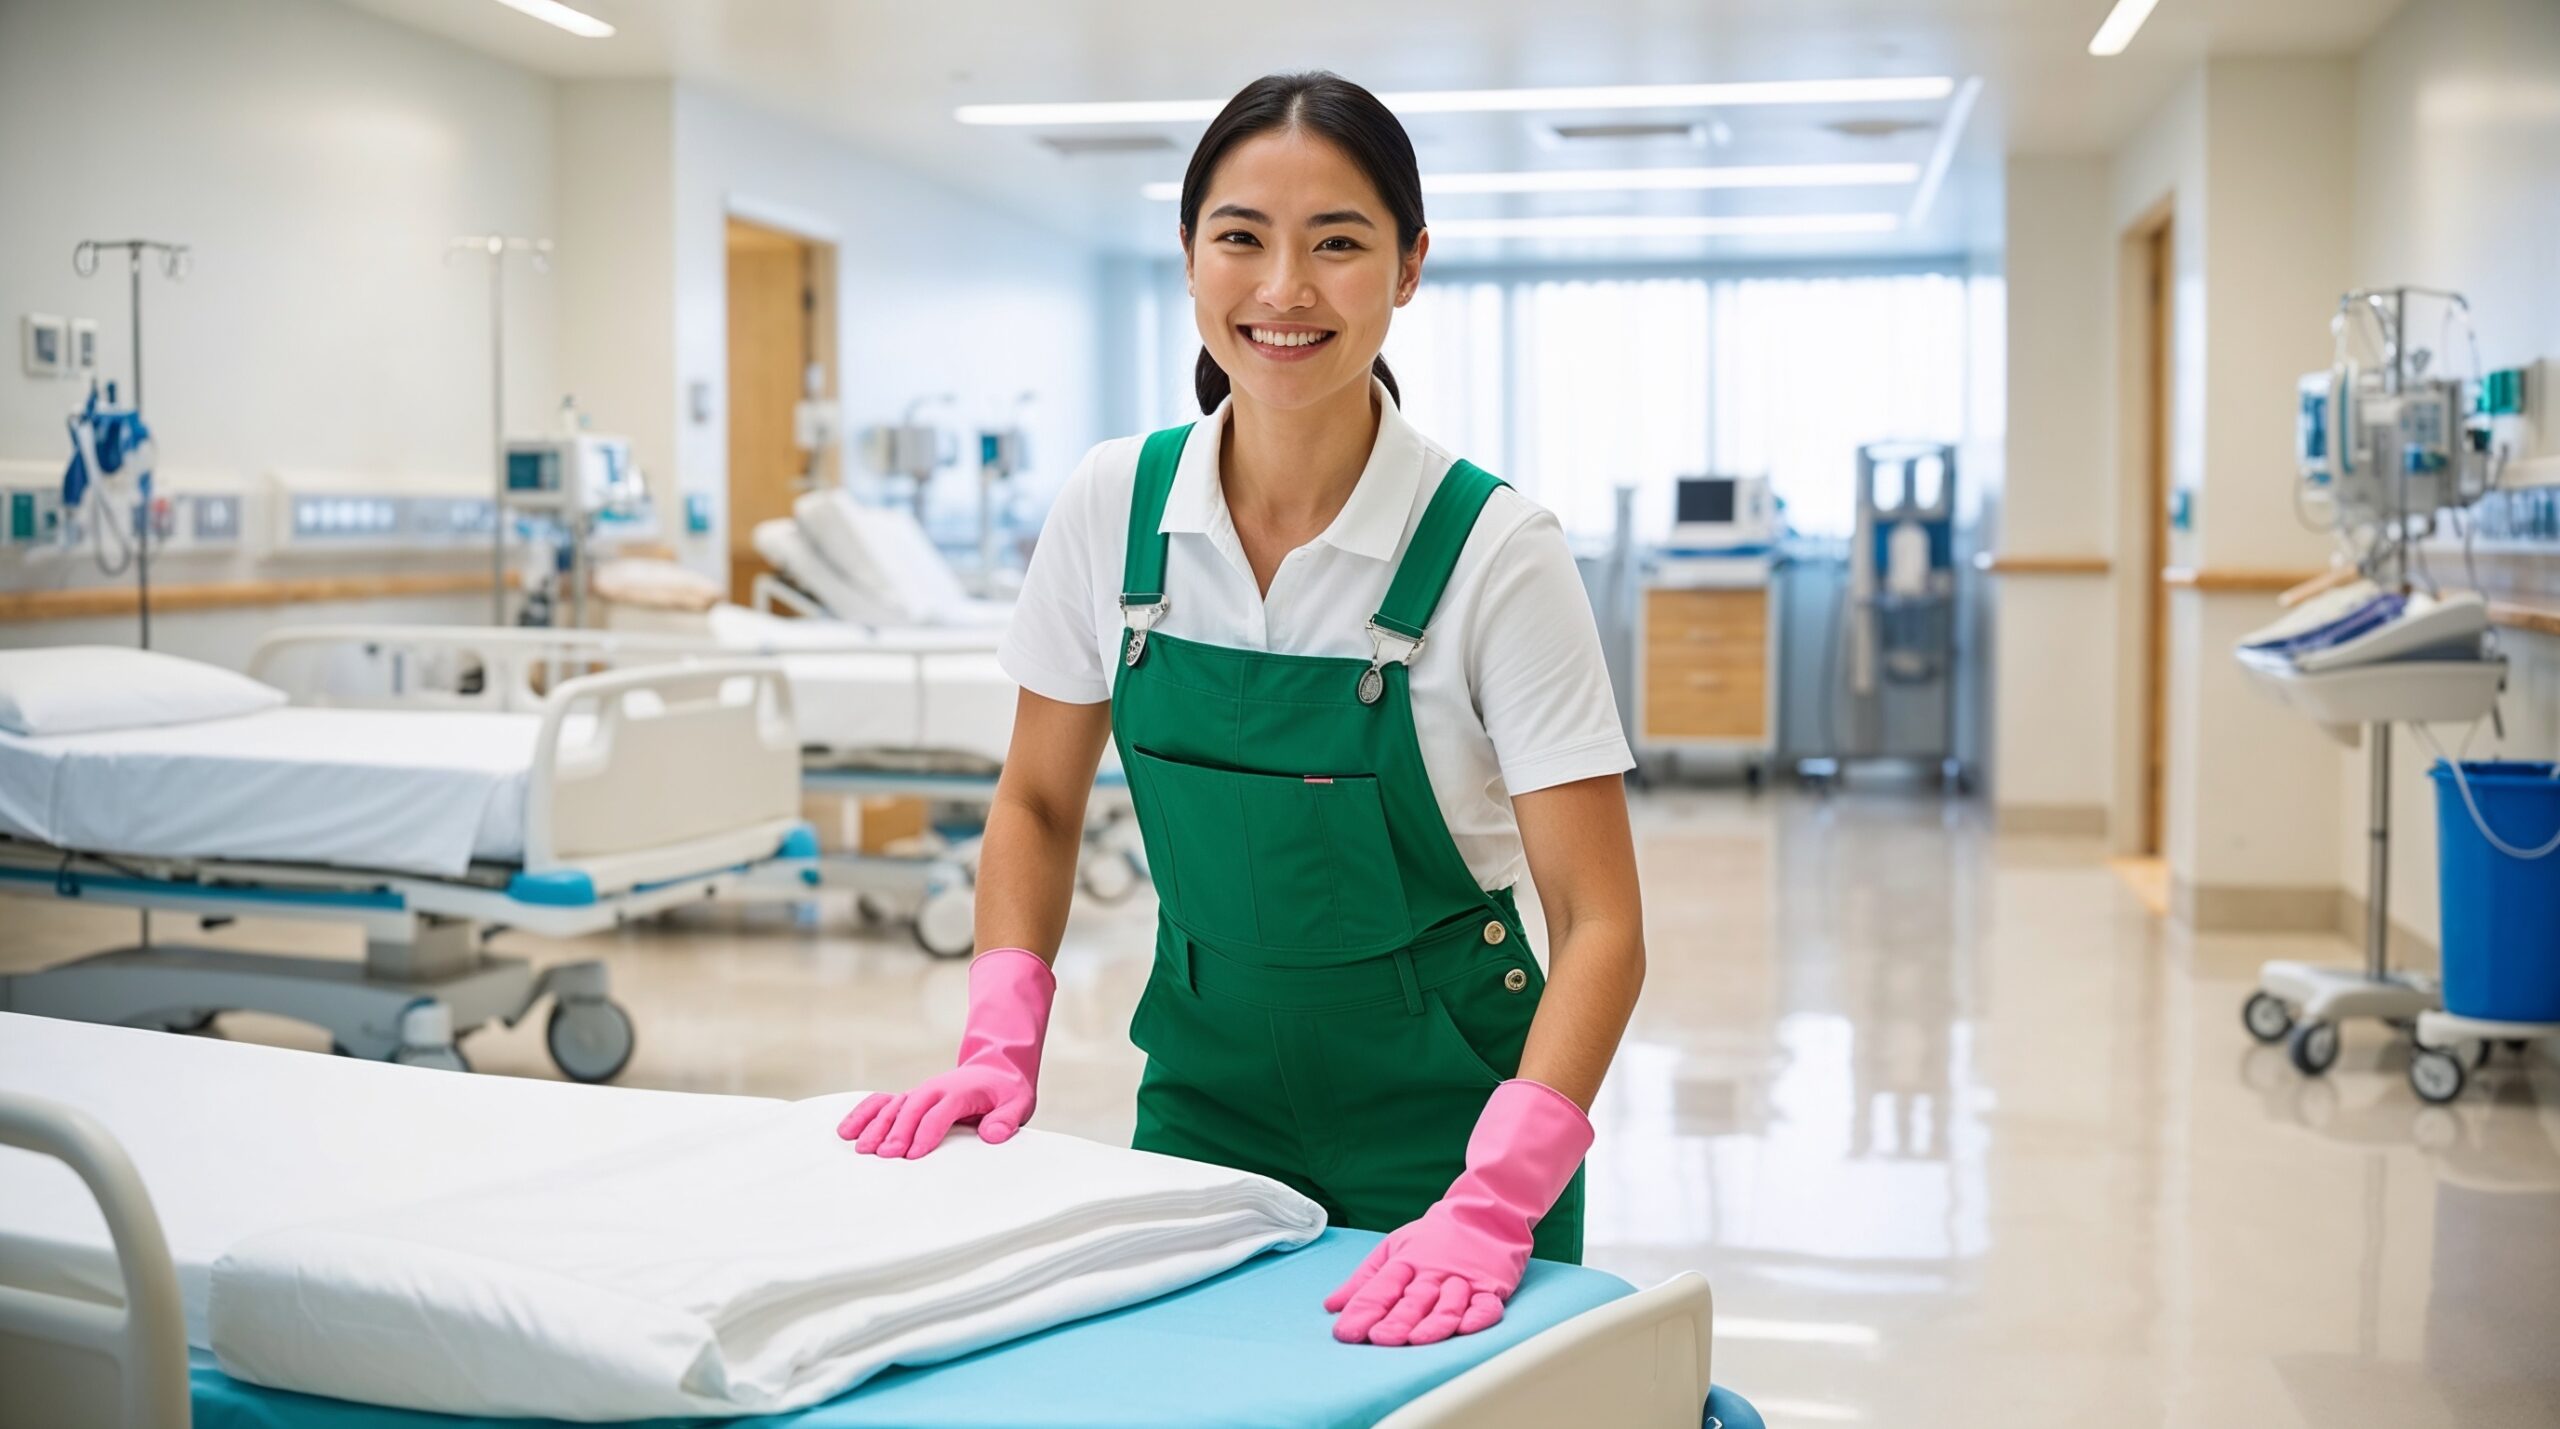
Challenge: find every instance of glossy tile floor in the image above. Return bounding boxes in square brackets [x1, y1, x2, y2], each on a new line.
[8, 784, 2558, 1427]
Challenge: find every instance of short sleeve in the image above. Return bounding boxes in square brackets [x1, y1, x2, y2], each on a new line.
[998, 444, 1111, 705]
[1465, 509, 1635, 796]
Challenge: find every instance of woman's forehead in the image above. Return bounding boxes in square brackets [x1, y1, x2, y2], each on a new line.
[1202, 130, 1386, 220]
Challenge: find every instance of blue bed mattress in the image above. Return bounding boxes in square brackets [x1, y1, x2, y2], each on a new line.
[189, 1229, 1640, 1429]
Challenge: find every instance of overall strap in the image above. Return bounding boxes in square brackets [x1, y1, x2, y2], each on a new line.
[1374, 459, 1506, 640]
[1119, 424, 1192, 604]
[1356, 459, 1506, 703]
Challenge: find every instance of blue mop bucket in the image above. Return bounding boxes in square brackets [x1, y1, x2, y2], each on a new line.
[2430, 760, 2560, 1022]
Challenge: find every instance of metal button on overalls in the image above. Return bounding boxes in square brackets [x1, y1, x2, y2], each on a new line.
[1503, 967, 1529, 993]
[1482, 919, 1507, 946]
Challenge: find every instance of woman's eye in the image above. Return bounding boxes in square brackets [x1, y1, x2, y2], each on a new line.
[1215, 230, 1260, 246]
[1317, 237, 1361, 252]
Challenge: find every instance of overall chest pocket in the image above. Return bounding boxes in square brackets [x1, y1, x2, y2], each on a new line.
[1128, 747, 1415, 959]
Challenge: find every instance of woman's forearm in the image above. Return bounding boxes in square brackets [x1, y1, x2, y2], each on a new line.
[969, 780, 1090, 964]
[1515, 911, 1645, 1111]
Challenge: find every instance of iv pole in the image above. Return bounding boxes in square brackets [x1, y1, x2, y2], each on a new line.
[448, 235, 553, 623]
[72, 237, 190, 651]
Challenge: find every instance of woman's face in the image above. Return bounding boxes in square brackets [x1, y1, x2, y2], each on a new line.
[1184, 127, 1426, 413]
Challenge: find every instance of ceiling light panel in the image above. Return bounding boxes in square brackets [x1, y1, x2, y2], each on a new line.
[1430, 213, 1902, 239]
[489, 0, 614, 39]
[958, 76, 1958, 126]
[2088, 0, 2163, 57]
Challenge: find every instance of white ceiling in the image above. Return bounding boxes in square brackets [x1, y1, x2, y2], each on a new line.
[339, 0, 2408, 264]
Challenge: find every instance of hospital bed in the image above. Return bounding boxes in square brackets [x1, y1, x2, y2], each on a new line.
[0, 652, 814, 1080]
[748, 489, 1015, 631]
[0, 1012, 1719, 1429]
[247, 624, 1144, 958]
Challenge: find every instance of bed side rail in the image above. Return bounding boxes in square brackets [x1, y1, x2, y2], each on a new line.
[526, 660, 804, 883]
[0, 1091, 190, 1429]
[1378, 1271, 1713, 1429]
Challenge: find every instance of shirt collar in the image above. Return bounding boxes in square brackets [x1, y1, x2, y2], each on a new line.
[1159, 376, 1423, 563]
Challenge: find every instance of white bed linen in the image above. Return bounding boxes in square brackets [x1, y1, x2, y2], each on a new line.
[706, 605, 1021, 759]
[0, 705, 541, 876]
[0, 1012, 775, 1346]
[210, 1096, 1325, 1421]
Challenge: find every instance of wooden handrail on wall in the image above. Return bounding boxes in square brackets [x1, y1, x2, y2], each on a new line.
[1971, 553, 2111, 576]
[0, 572, 507, 623]
[2158, 567, 2326, 594]
[2488, 597, 2560, 638]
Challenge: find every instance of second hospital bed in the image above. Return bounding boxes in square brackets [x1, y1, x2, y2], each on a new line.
[248, 622, 1147, 959]
[0, 1012, 1720, 1429]
[0, 649, 815, 1080]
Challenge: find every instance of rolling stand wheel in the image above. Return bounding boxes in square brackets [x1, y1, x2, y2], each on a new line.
[914, 887, 976, 959]
[547, 997, 636, 1083]
[1078, 849, 1141, 904]
[2409, 1047, 2467, 1104]
[2242, 992, 2294, 1045]
[2287, 1020, 2340, 1077]
[1743, 762, 1764, 794]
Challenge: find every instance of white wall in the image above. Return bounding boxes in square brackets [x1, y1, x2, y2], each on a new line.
[557, 81, 680, 557]
[2340, 0, 2560, 950]
[664, 86, 1105, 577]
[1992, 156, 2117, 819]
[0, 0, 559, 659]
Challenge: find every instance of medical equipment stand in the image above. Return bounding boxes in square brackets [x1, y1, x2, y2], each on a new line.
[2240, 288, 2457, 1078]
[448, 234, 553, 623]
[72, 238, 189, 651]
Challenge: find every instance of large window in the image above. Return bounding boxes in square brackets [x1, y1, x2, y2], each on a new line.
[1379, 271, 1975, 540]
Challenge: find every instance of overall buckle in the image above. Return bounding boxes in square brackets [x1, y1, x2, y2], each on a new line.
[1121, 597, 1169, 666]
[1359, 617, 1425, 705]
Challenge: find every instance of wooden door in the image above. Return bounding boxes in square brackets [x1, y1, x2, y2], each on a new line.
[2142, 221, 2173, 856]
[725, 219, 831, 608]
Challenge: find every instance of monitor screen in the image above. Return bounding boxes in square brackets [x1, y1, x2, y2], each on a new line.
[1675, 477, 1736, 525]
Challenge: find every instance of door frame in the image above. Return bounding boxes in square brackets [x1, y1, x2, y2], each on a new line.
[722, 200, 839, 606]
[2111, 196, 2175, 858]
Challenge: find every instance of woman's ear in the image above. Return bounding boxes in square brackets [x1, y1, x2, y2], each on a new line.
[1396, 230, 1429, 306]
[1180, 226, 1195, 294]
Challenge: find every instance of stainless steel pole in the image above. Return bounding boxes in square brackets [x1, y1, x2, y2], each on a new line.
[491, 250, 508, 624]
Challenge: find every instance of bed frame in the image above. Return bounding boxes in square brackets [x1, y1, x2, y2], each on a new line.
[0, 1087, 1713, 1429]
[250, 624, 1148, 958]
[0, 658, 810, 1079]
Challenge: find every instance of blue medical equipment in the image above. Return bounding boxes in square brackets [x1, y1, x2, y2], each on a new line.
[61, 378, 156, 575]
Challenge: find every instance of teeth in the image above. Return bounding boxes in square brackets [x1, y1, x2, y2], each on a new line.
[1249, 327, 1330, 348]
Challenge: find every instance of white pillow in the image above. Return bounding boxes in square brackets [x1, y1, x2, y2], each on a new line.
[0, 646, 287, 738]
[842, 502, 974, 620]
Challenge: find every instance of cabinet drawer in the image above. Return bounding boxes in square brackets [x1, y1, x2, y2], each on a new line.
[1644, 588, 1767, 652]
[1643, 677, 1766, 739]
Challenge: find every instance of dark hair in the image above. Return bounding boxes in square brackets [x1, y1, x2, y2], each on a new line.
[1179, 72, 1424, 413]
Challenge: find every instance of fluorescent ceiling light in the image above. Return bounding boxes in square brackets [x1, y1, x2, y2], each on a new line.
[958, 77, 1957, 127]
[1140, 162, 1918, 202]
[1429, 213, 1901, 239]
[2088, 0, 2162, 56]
[490, 0, 614, 39]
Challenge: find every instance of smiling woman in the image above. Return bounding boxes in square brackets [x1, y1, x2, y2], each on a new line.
[1175, 72, 1428, 415]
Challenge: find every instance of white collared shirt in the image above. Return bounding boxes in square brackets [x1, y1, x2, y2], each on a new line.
[998, 381, 1631, 890]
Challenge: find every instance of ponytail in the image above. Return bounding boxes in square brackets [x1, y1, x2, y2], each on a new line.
[1195, 350, 1400, 413]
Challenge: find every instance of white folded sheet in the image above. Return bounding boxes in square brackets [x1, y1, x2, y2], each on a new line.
[209, 1096, 1326, 1421]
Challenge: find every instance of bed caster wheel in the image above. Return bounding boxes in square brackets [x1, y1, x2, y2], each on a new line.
[914, 888, 975, 960]
[392, 1043, 472, 1074]
[2409, 1047, 2466, 1104]
[1078, 850, 1141, 904]
[2469, 1040, 2494, 1070]
[855, 893, 895, 926]
[2242, 992, 2294, 1045]
[547, 998, 636, 1083]
[2287, 1020, 2340, 1077]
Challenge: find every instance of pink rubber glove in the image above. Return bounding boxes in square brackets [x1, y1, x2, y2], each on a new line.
[835, 948, 1055, 1159]
[1325, 1078, 1593, 1347]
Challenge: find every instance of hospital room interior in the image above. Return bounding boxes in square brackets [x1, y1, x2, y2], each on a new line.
[5, 0, 2560, 1425]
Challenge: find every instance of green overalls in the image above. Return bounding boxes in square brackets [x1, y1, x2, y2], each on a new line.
[1110, 423, 1585, 1265]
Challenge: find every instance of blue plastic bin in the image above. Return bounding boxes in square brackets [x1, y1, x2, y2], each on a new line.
[2430, 760, 2560, 1022]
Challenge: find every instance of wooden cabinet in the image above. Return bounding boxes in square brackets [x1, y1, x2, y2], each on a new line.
[1638, 586, 1770, 744]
